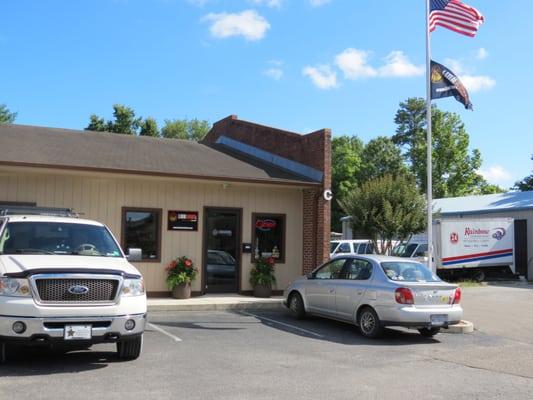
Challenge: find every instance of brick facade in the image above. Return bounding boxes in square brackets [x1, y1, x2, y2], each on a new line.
[203, 115, 331, 274]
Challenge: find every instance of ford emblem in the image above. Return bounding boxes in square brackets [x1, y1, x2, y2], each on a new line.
[68, 285, 89, 295]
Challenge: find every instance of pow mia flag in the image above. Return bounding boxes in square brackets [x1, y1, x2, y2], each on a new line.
[430, 60, 473, 110]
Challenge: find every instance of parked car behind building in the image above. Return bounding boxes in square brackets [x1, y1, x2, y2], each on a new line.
[330, 240, 374, 257]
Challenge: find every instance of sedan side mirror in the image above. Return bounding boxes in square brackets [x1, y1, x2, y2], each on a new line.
[306, 273, 314, 280]
[126, 248, 142, 262]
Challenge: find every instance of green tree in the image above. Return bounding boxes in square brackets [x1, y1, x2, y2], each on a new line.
[514, 155, 533, 191]
[359, 136, 409, 182]
[161, 118, 210, 141]
[107, 104, 142, 135]
[331, 136, 364, 232]
[0, 104, 17, 124]
[139, 117, 159, 137]
[339, 174, 426, 254]
[393, 97, 488, 198]
[86, 115, 107, 131]
[85, 104, 142, 135]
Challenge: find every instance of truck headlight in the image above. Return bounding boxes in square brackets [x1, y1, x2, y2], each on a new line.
[0, 277, 32, 297]
[121, 278, 145, 297]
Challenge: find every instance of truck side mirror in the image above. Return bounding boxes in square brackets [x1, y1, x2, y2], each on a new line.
[126, 248, 142, 262]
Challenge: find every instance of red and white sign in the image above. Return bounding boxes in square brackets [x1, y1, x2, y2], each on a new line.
[256, 219, 277, 231]
[450, 232, 459, 244]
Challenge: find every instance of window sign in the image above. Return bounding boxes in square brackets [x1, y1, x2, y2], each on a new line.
[168, 211, 198, 231]
[252, 213, 286, 263]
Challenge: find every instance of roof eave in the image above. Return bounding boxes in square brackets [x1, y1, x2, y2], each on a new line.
[0, 161, 321, 188]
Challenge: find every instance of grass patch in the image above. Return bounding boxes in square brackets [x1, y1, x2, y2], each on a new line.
[455, 280, 486, 288]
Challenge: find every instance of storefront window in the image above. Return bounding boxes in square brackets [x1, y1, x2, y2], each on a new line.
[122, 207, 161, 262]
[252, 213, 285, 263]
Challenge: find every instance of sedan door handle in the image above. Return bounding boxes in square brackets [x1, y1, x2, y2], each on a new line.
[329, 288, 335, 294]
[357, 290, 363, 295]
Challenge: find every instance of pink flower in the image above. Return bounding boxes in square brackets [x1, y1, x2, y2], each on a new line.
[184, 259, 193, 268]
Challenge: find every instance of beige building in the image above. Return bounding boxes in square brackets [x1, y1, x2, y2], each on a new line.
[0, 116, 332, 295]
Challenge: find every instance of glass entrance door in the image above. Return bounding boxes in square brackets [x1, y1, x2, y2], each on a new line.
[204, 208, 241, 293]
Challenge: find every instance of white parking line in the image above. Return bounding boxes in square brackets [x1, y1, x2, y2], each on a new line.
[241, 311, 324, 338]
[147, 322, 183, 342]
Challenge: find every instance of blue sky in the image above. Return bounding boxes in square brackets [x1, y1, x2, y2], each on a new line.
[1, 0, 531, 188]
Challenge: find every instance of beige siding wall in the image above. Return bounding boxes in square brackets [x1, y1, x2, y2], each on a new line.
[0, 167, 304, 292]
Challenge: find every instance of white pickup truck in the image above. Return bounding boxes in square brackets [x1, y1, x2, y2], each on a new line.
[0, 207, 147, 363]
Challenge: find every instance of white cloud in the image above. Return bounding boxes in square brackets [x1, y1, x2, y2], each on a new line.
[378, 51, 424, 77]
[310, 0, 332, 6]
[444, 58, 465, 74]
[443, 58, 495, 92]
[202, 10, 270, 41]
[249, 0, 283, 8]
[302, 65, 338, 89]
[460, 75, 496, 92]
[476, 47, 489, 60]
[334, 48, 377, 80]
[478, 165, 513, 186]
[264, 67, 283, 80]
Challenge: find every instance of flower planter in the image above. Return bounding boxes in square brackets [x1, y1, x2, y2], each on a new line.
[253, 284, 272, 298]
[172, 282, 192, 299]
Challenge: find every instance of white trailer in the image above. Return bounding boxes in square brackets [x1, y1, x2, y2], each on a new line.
[395, 218, 516, 280]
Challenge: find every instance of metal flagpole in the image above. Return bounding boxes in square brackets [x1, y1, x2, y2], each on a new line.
[425, 0, 434, 272]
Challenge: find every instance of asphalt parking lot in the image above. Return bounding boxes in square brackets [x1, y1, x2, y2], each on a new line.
[2, 285, 533, 400]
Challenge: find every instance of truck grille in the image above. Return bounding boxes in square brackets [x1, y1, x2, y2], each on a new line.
[35, 278, 120, 303]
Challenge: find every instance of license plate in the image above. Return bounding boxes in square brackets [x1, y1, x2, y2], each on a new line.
[64, 324, 92, 340]
[430, 314, 447, 326]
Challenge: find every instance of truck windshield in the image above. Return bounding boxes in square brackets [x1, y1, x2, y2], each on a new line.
[392, 243, 419, 258]
[0, 222, 123, 257]
[381, 261, 440, 282]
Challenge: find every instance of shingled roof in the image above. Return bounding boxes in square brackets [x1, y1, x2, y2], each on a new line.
[0, 124, 320, 186]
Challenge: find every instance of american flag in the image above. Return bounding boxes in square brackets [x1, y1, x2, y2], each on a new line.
[430, 0, 484, 37]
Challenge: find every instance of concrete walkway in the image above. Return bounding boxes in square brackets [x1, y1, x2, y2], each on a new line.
[147, 294, 284, 311]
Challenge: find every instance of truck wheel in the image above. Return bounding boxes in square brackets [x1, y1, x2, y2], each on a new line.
[0, 342, 7, 364]
[472, 270, 485, 282]
[117, 334, 143, 360]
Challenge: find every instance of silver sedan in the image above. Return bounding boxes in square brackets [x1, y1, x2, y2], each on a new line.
[283, 255, 463, 338]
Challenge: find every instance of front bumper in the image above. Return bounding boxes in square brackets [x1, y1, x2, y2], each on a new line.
[0, 313, 146, 344]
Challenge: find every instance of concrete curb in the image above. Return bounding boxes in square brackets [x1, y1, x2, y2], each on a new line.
[148, 300, 284, 312]
[444, 320, 474, 334]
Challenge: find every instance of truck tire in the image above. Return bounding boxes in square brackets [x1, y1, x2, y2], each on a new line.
[117, 334, 143, 360]
[0, 342, 7, 364]
[472, 270, 485, 282]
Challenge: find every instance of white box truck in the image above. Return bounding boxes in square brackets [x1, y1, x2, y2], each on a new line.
[394, 218, 516, 281]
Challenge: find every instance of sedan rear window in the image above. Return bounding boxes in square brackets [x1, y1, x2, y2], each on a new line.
[381, 262, 440, 282]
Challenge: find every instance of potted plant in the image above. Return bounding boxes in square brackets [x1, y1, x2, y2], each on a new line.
[165, 256, 197, 299]
[250, 257, 276, 298]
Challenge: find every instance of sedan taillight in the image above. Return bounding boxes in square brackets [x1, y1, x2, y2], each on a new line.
[452, 287, 461, 304]
[395, 287, 414, 305]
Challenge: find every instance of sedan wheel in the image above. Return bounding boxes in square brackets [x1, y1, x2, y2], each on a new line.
[358, 307, 383, 338]
[418, 327, 441, 337]
[289, 293, 306, 319]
